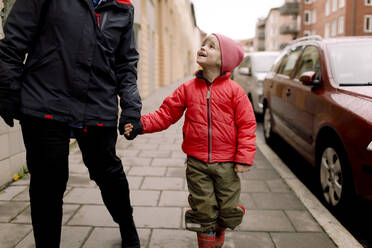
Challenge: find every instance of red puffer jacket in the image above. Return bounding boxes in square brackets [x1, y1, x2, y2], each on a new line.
[141, 70, 256, 165]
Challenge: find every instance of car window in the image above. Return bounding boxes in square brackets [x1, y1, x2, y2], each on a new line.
[277, 46, 303, 77]
[295, 46, 320, 80]
[239, 56, 250, 69]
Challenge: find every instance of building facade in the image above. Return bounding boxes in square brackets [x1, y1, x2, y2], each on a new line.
[265, 8, 295, 51]
[253, 18, 266, 51]
[300, 0, 372, 37]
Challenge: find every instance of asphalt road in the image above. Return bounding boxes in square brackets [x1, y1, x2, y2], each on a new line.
[256, 122, 372, 248]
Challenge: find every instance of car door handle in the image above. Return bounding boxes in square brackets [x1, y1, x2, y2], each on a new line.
[286, 88, 291, 96]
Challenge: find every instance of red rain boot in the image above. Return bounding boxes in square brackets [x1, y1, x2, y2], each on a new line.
[214, 225, 226, 248]
[197, 232, 216, 248]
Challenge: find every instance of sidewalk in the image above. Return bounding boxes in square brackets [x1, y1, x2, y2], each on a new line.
[0, 78, 352, 248]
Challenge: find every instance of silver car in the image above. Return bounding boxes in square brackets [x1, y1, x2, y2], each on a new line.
[233, 51, 279, 114]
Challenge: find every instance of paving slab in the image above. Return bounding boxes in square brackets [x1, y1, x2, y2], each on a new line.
[15, 226, 91, 248]
[130, 190, 160, 206]
[122, 157, 152, 167]
[0, 186, 27, 201]
[68, 205, 116, 227]
[159, 191, 189, 207]
[141, 177, 184, 190]
[285, 210, 323, 232]
[148, 229, 195, 248]
[224, 231, 275, 248]
[241, 168, 280, 180]
[251, 192, 305, 210]
[63, 188, 104, 205]
[166, 167, 186, 177]
[266, 179, 291, 192]
[11, 187, 30, 202]
[139, 150, 171, 158]
[133, 207, 182, 229]
[0, 201, 28, 222]
[12, 204, 80, 225]
[151, 158, 186, 167]
[240, 179, 270, 193]
[238, 210, 295, 232]
[271, 232, 336, 248]
[82, 227, 151, 248]
[0, 223, 32, 248]
[128, 167, 166, 176]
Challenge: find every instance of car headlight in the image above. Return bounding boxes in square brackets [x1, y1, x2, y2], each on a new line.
[367, 141, 372, 151]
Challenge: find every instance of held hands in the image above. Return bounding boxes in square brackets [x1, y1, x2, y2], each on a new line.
[124, 123, 133, 137]
[118, 118, 142, 140]
[234, 163, 251, 173]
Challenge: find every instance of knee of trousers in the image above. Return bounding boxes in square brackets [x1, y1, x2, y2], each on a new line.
[184, 209, 218, 232]
[218, 204, 245, 230]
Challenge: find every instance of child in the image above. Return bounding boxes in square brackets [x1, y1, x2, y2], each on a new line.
[124, 33, 256, 248]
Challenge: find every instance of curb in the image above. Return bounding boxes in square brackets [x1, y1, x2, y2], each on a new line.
[255, 136, 362, 248]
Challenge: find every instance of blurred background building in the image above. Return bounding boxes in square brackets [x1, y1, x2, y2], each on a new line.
[300, 0, 372, 37]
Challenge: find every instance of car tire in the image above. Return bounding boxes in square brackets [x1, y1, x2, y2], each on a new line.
[263, 106, 276, 145]
[317, 139, 355, 212]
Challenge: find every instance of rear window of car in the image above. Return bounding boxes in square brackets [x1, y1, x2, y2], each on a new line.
[327, 41, 372, 86]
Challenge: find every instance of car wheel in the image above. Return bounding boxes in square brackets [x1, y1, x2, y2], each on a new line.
[263, 106, 275, 145]
[318, 140, 354, 211]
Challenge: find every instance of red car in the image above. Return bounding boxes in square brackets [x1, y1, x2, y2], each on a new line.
[263, 36, 372, 210]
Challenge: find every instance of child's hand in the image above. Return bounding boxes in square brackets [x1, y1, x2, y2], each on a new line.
[234, 163, 251, 173]
[124, 123, 133, 137]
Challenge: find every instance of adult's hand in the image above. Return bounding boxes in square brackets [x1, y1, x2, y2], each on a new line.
[118, 118, 143, 140]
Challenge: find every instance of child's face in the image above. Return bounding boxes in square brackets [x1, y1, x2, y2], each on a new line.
[197, 35, 221, 70]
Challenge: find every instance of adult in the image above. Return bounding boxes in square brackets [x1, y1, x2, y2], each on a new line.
[0, 0, 143, 247]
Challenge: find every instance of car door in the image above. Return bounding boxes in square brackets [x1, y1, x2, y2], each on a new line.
[287, 45, 321, 154]
[269, 46, 303, 138]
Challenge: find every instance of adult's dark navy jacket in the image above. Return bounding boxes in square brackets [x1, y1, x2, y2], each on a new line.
[0, 0, 141, 127]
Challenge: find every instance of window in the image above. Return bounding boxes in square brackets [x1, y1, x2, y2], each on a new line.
[304, 11, 312, 25]
[312, 9, 317, 24]
[331, 20, 337, 36]
[339, 0, 345, 8]
[365, 15, 372, 32]
[304, 30, 312, 36]
[295, 46, 320, 79]
[338, 16, 344, 34]
[278, 47, 303, 77]
[324, 23, 330, 38]
[325, 0, 330, 16]
[366, 0, 372, 6]
[332, 0, 337, 12]
[304, 0, 312, 4]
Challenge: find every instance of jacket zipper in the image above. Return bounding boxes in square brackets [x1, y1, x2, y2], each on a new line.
[207, 84, 212, 163]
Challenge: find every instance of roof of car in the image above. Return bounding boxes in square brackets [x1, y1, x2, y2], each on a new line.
[289, 35, 372, 47]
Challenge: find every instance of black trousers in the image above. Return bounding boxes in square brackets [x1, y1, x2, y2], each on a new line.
[21, 115, 133, 248]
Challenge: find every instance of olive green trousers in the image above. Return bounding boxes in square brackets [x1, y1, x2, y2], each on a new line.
[185, 156, 245, 233]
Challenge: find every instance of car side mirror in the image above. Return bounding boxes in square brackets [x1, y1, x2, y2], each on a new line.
[299, 71, 320, 86]
[239, 67, 252, 76]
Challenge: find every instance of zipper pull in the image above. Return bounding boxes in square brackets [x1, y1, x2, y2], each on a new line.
[207, 90, 211, 100]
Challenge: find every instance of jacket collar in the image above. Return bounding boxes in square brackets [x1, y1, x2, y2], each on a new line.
[195, 70, 231, 84]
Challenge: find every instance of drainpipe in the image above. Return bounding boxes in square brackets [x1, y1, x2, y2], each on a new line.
[353, 0, 356, 35]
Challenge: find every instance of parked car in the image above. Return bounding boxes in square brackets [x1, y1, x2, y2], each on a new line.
[233, 51, 279, 114]
[262, 35, 372, 211]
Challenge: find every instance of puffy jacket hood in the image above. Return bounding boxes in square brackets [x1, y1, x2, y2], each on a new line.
[213, 33, 244, 74]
